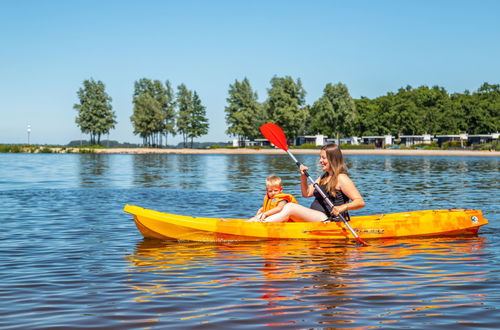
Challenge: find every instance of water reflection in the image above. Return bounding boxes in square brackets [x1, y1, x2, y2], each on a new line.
[131, 154, 177, 188]
[73, 153, 498, 218]
[224, 155, 264, 192]
[78, 154, 110, 188]
[124, 236, 489, 327]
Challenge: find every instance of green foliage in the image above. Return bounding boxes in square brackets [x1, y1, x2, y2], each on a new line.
[130, 78, 176, 147]
[208, 144, 235, 149]
[187, 91, 209, 147]
[74, 79, 116, 145]
[471, 142, 500, 151]
[291, 143, 321, 149]
[176, 84, 209, 148]
[411, 142, 439, 149]
[340, 144, 376, 149]
[67, 140, 140, 148]
[0, 145, 23, 153]
[353, 83, 499, 137]
[38, 147, 53, 153]
[176, 84, 193, 148]
[263, 76, 308, 142]
[225, 78, 263, 142]
[441, 141, 464, 149]
[467, 83, 500, 134]
[309, 83, 357, 139]
[355, 97, 384, 136]
[78, 148, 96, 154]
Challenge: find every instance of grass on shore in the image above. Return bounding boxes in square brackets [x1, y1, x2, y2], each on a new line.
[1, 142, 498, 153]
[0, 145, 96, 153]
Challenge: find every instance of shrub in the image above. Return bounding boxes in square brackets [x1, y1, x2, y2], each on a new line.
[472, 142, 500, 151]
[0, 145, 23, 153]
[292, 143, 321, 149]
[78, 148, 95, 154]
[209, 145, 236, 149]
[442, 141, 464, 149]
[411, 142, 439, 149]
[340, 144, 376, 149]
[38, 147, 53, 153]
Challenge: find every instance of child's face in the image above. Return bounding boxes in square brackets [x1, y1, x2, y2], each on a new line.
[266, 185, 282, 199]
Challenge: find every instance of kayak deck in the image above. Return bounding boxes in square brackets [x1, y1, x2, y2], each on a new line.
[124, 205, 488, 242]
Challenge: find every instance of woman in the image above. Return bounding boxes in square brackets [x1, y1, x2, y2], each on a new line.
[263, 143, 365, 223]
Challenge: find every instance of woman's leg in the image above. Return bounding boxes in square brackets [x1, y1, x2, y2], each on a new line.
[264, 203, 328, 223]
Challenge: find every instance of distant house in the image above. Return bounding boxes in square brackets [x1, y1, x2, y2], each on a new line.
[296, 135, 327, 146]
[435, 134, 468, 147]
[467, 133, 499, 145]
[400, 134, 433, 147]
[326, 137, 359, 145]
[231, 139, 271, 147]
[360, 135, 394, 148]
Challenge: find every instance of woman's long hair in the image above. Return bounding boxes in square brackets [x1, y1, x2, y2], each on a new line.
[319, 144, 347, 196]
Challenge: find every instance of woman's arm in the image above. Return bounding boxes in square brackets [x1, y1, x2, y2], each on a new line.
[299, 164, 316, 197]
[332, 174, 365, 216]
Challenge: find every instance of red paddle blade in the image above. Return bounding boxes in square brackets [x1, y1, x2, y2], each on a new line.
[356, 237, 369, 247]
[260, 123, 289, 151]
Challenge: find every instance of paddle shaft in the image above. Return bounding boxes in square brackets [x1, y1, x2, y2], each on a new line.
[285, 150, 368, 245]
[259, 123, 368, 246]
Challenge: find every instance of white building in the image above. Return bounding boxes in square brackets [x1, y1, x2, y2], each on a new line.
[399, 134, 433, 147]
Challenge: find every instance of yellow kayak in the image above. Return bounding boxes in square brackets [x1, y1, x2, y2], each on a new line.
[124, 204, 488, 242]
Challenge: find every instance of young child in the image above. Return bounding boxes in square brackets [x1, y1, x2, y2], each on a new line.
[248, 175, 297, 222]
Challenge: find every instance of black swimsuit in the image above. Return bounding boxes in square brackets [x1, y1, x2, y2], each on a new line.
[310, 181, 351, 221]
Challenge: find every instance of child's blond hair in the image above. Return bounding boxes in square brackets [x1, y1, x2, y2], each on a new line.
[266, 175, 282, 188]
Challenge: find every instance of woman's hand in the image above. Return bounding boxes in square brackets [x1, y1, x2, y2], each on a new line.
[299, 164, 309, 176]
[331, 204, 348, 216]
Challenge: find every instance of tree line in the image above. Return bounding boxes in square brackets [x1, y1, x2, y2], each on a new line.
[74, 77, 499, 147]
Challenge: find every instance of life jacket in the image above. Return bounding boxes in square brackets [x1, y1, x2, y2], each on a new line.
[262, 193, 297, 212]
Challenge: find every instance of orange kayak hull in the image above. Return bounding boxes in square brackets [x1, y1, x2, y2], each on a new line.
[124, 205, 488, 242]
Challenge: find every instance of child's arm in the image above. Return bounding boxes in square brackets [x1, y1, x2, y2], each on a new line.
[259, 201, 287, 220]
[255, 207, 263, 216]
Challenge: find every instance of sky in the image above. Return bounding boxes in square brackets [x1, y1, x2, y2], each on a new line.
[1, 0, 499, 145]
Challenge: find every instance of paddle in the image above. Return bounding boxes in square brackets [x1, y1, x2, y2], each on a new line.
[260, 122, 369, 246]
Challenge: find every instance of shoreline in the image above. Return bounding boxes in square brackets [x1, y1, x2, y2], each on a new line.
[89, 148, 500, 157]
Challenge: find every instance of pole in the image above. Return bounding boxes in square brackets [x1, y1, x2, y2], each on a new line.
[27, 124, 31, 145]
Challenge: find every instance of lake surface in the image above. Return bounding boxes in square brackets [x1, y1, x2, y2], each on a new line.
[0, 153, 498, 329]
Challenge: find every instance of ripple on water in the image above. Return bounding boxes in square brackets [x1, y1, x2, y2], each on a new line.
[0, 154, 498, 328]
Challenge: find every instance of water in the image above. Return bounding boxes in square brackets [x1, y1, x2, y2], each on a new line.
[0, 153, 498, 329]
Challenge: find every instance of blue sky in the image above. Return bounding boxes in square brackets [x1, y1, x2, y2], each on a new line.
[1, 0, 499, 145]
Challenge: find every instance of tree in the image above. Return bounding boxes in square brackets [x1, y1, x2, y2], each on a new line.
[383, 86, 420, 136]
[175, 84, 210, 148]
[225, 78, 263, 145]
[355, 97, 384, 136]
[131, 78, 176, 147]
[176, 84, 192, 148]
[188, 91, 209, 148]
[309, 82, 357, 141]
[162, 81, 176, 145]
[468, 83, 500, 133]
[130, 93, 162, 146]
[74, 78, 116, 145]
[263, 76, 307, 143]
[411, 86, 450, 135]
[352, 82, 499, 138]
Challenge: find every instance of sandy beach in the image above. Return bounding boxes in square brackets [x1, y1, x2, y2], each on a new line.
[90, 147, 500, 157]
